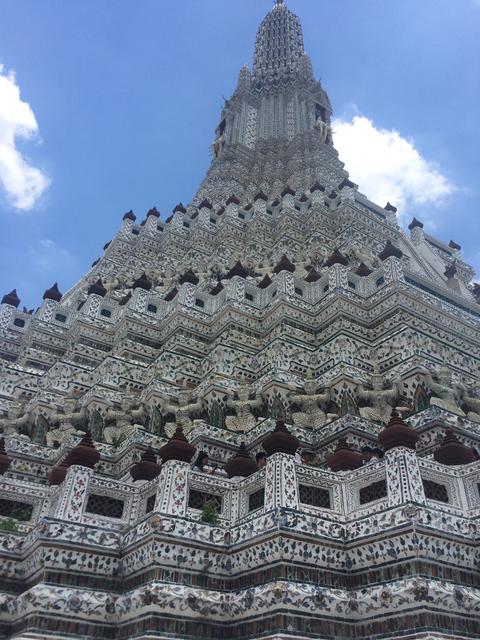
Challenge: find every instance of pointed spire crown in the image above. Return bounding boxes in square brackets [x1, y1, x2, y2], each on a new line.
[253, 0, 306, 79]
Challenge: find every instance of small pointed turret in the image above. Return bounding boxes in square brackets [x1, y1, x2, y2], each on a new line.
[355, 263, 373, 277]
[224, 443, 258, 478]
[434, 429, 475, 466]
[133, 273, 152, 291]
[262, 417, 299, 456]
[257, 274, 273, 289]
[327, 439, 362, 472]
[226, 261, 248, 280]
[147, 207, 160, 218]
[408, 217, 424, 231]
[273, 254, 295, 274]
[67, 431, 100, 468]
[87, 279, 107, 297]
[1, 289, 20, 308]
[43, 283, 62, 302]
[179, 269, 199, 286]
[173, 203, 187, 214]
[159, 426, 196, 463]
[210, 281, 224, 296]
[130, 447, 161, 481]
[379, 241, 403, 261]
[325, 248, 349, 267]
[304, 268, 321, 283]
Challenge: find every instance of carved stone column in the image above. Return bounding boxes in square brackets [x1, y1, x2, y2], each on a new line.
[382, 256, 405, 284]
[384, 448, 426, 507]
[264, 452, 299, 511]
[0, 302, 17, 329]
[328, 264, 349, 291]
[53, 465, 94, 522]
[154, 460, 190, 517]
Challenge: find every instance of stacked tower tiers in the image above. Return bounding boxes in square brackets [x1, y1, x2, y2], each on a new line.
[0, 2, 479, 639]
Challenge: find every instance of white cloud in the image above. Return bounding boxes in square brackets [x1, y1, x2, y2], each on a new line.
[332, 115, 455, 216]
[0, 64, 50, 210]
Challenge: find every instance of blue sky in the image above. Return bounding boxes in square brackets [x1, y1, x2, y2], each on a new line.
[0, 0, 479, 309]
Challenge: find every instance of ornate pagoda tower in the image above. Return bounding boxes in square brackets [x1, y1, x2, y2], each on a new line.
[0, 2, 479, 639]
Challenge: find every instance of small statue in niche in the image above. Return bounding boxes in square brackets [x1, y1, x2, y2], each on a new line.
[314, 117, 331, 144]
[289, 375, 334, 429]
[226, 383, 263, 432]
[0, 400, 33, 438]
[161, 386, 202, 437]
[46, 396, 86, 447]
[421, 366, 466, 416]
[462, 379, 480, 422]
[104, 391, 145, 444]
[213, 133, 225, 159]
[356, 372, 402, 424]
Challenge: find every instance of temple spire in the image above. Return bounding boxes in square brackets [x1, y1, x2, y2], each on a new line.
[253, 0, 305, 79]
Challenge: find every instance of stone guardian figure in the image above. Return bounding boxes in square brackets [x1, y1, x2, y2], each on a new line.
[289, 376, 333, 429]
[421, 367, 466, 416]
[226, 383, 263, 432]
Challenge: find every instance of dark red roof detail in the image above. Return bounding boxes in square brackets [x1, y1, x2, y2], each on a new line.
[304, 268, 321, 283]
[310, 182, 325, 193]
[378, 413, 419, 451]
[119, 291, 132, 306]
[179, 269, 199, 286]
[262, 417, 299, 455]
[43, 283, 63, 302]
[226, 261, 248, 279]
[257, 274, 273, 289]
[434, 429, 475, 466]
[281, 186, 295, 197]
[67, 430, 100, 468]
[2, 289, 20, 308]
[130, 447, 161, 481]
[224, 443, 257, 478]
[379, 241, 403, 261]
[338, 178, 355, 190]
[408, 217, 424, 230]
[273, 254, 295, 274]
[327, 439, 362, 472]
[210, 282, 224, 296]
[325, 248, 349, 267]
[133, 273, 152, 291]
[164, 287, 178, 301]
[159, 426, 196, 463]
[444, 262, 457, 279]
[87, 279, 107, 297]
[355, 262, 373, 277]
